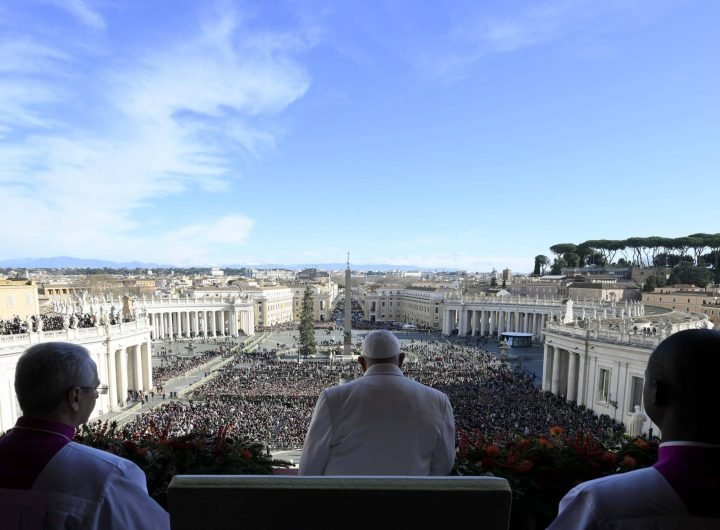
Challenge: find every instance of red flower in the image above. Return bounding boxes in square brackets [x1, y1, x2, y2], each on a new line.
[633, 438, 649, 449]
[241, 449, 253, 460]
[517, 439, 530, 449]
[622, 455, 637, 469]
[485, 444, 501, 457]
[537, 437, 551, 449]
[601, 452, 618, 466]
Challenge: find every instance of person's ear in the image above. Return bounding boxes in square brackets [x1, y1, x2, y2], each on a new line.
[358, 355, 367, 372]
[67, 387, 82, 411]
[398, 353, 405, 368]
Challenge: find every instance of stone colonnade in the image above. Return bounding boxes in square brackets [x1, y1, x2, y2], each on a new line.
[442, 306, 549, 339]
[144, 299, 255, 340]
[0, 320, 153, 431]
[103, 338, 153, 412]
[542, 343, 586, 405]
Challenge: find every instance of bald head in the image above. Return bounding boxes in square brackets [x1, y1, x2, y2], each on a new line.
[644, 329, 720, 443]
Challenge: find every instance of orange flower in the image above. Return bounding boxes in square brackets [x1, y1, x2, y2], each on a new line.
[623, 455, 637, 469]
[517, 439, 531, 449]
[485, 444, 501, 458]
[601, 452, 618, 466]
[549, 426, 564, 436]
[537, 438, 551, 449]
[633, 438, 649, 449]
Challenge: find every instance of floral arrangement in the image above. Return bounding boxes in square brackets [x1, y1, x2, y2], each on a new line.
[453, 427, 659, 530]
[75, 420, 290, 508]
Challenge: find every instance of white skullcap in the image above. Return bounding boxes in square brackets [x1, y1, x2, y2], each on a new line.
[361, 330, 401, 359]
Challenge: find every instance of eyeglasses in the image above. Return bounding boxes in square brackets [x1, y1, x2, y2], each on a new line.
[79, 384, 109, 395]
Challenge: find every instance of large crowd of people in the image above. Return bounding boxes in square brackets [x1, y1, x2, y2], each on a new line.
[151, 349, 225, 387]
[125, 338, 624, 450]
[0, 311, 134, 335]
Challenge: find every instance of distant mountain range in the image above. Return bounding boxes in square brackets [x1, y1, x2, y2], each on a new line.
[0, 256, 444, 272]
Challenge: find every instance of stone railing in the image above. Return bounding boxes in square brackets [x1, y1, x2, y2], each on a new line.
[544, 323, 660, 349]
[140, 295, 253, 307]
[0, 319, 151, 350]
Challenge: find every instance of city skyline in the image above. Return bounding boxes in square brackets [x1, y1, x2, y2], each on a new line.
[1, 1, 718, 272]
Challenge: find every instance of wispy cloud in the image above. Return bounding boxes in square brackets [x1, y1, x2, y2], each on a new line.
[0, 2, 312, 264]
[48, 0, 106, 30]
[416, 0, 665, 80]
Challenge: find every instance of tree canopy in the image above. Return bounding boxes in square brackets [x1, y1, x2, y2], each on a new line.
[539, 233, 720, 286]
[298, 286, 317, 358]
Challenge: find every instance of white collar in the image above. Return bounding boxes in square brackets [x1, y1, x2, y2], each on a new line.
[659, 441, 720, 449]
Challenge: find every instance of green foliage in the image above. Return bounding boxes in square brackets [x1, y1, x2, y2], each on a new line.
[76, 420, 286, 509]
[549, 234, 720, 269]
[643, 275, 657, 292]
[549, 243, 577, 256]
[549, 257, 566, 275]
[668, 262, 711, 288]
[298, 286, 317, 357]
[532, 255, 548, 276]
[454, 428, 659, 530]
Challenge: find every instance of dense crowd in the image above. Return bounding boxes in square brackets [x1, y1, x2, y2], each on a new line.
[151, 349, 224, 387]
[0, 311, 135, 335]
[127, 339, 624, 450]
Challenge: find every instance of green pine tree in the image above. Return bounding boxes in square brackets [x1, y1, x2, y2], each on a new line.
[298, 286, 317, 357]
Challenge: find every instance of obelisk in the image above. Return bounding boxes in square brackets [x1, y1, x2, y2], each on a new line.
[344, 252, 352, 356]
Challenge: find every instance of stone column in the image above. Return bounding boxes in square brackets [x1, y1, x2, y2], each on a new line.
[117, 347, 128, 407]
[459, 309, 468, 336]
[567, 351, 578, 403]
[158, 312, 165, 340]
[577, 353, 587, 406]
[193, 311, 199, 337]
[551, 347, 561, 394]
[542, 344, 553, 391]
[480, 310, 486, 336]
[133, 345, 143, 392]
[106, 347, 118, 411]
[142, 340, 152, 390]
[210, 311, 217, 336]
[230, 309, 238, 337]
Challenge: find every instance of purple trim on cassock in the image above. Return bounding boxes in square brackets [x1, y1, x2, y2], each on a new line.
[0, 416, 74, 489]
[653, 444, 720, 517]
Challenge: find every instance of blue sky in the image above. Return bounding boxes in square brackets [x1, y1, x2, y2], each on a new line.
[1, 0, 718, 272]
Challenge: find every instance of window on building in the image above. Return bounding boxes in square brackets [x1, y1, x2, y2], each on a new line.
[629, 376, 644, 412]
[598, 368, 610, 403]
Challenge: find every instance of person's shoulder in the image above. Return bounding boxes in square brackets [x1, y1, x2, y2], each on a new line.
[63, 442, 142, 475]
[562, 467, 676, 512]
[569, 467, 659, 494]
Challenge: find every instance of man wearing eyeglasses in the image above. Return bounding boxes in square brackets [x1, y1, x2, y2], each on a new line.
[0, 341, 170, 529]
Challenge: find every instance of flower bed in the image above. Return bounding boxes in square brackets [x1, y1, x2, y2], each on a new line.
[453, 427, 659, 530]
[75, 420, 291, 508]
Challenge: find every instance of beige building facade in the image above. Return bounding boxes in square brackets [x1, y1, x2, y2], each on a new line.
[0, 279, 40, 321]
[642, 286, 720, 328]
[291, 282, 339, 322]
